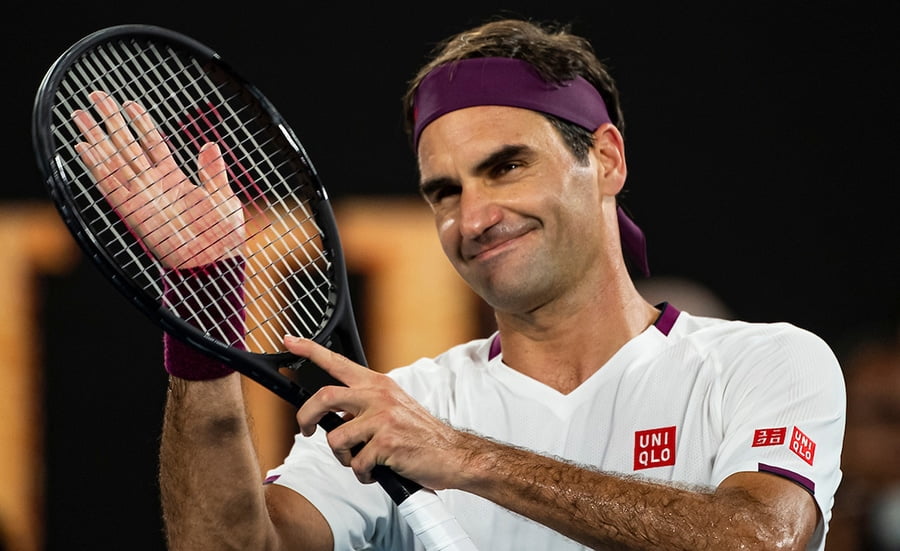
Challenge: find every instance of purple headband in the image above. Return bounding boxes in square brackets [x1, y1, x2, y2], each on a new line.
[413, 57, 611, 149]
[412, 56, 649, 277]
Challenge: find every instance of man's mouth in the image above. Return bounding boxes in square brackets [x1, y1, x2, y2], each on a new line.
[461, 224, 534, 262]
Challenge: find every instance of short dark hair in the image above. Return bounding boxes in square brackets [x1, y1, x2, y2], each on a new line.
[402, 18, 625, 160]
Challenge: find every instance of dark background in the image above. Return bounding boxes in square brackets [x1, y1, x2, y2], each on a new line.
[3, 1, 898, 549]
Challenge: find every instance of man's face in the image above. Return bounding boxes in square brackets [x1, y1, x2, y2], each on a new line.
[416, 106, 608, 315]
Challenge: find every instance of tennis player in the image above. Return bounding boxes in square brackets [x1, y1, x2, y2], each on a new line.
[159, 18, 845, 550]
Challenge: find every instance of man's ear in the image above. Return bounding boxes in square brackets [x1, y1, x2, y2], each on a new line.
[591, 123, 627, 196]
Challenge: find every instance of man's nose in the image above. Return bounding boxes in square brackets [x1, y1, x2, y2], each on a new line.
[457, 183, 502, 239]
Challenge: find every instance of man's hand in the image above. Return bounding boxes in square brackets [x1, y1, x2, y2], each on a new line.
[285, 336, 475, 490]
[72, 90, 245, 269]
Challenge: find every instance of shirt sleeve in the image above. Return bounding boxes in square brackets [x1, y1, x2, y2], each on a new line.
[710, 323, 846, 547]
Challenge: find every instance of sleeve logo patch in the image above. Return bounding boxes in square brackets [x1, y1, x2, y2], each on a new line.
[790, 427, 816, 466]
[752, 427, 787, 447]
[634, 426, 676, 470]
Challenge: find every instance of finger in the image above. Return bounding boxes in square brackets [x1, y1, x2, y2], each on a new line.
[325, 424, 371, 471]
[197, 144, 243, 238]
[197, 143, 230, 199]
[71, 109, 106, 145]
[343, 429, 386, 485]
[72, 110, 128, 194]
[90, 91, 151, 175]
[296, 385, 360, 437]
[75, 137, 134, 197]
[124, 100, 178, 171]
[75, 142, 133, 213]
[283, 335, 372, 387]
[349, 452, 379, 485]
[73, 103, 132, 191]
[338, 423, 405, 486]
[74, 141, 105, 183]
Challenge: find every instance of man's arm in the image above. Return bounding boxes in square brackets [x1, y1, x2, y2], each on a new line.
[290, 336, 819, 551]
[159, 373, 334, 551]
[454, 435, 818, 550]
[72, 92, 338, 551]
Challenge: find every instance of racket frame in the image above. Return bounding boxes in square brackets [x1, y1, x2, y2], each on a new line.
[32, 24, 364, 406]
[32, 27, 485, 546]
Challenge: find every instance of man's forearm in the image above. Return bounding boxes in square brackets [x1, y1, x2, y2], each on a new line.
[456, 435, 813, 551]
[159, 375, 276, 550]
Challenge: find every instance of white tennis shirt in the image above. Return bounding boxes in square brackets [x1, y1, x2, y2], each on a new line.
[266, 305, 845, 550]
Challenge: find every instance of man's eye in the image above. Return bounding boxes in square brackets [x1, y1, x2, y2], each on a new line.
[424, 185, 460, 205]
[492, 162, 522, 177]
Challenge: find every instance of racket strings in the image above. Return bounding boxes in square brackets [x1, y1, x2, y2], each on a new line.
[90, 41, 250, 268]
[58, 43, 234, 275]
[243, 202, 334, 350]
[50, 36, 337, 354]
[162, 259, 247, 347]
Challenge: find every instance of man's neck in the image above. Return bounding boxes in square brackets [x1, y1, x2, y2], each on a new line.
[493, 278, 658, 395]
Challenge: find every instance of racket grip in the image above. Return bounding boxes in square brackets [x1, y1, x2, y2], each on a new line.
[317, 400, 477, 549]
[399, 489, 479, 550]
[317, 411, 424, 504]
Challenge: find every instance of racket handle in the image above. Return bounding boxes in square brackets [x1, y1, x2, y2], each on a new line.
[398, 489, 479, 551]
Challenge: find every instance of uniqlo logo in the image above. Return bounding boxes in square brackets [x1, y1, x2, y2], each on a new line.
[752, 427, 787, 447]
[790, 427, 816, 465]
[634, 426, 676, 470]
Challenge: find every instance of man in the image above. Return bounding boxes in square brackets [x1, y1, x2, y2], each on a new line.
[77, 18, 845, 551]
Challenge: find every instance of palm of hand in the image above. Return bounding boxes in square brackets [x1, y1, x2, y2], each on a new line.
[73, 91, 245, 269]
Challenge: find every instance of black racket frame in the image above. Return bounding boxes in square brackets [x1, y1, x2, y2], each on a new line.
[32, 24, 421, 504]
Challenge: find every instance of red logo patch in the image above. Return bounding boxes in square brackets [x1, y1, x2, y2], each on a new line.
[634, 426, 676, 470]
[752, 427, 787, 447]
[790, 427, 816, 465]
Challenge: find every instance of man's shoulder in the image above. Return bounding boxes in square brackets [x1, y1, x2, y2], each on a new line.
[669, 311, 839, 374]
[673, 310, 826, 347]
[387, 335, 494, 381]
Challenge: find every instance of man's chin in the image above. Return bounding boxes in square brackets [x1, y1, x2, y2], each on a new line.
[474, 278, 548, 315]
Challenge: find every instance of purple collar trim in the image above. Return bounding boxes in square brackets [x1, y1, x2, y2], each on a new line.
[412, 57, 611, 150]
[488, 333, 502, 360]
[488, 303, 681, 360]
[653, 302, 680, 336]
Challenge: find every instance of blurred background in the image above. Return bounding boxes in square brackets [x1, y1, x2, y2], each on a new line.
[1, 1, 897, 550]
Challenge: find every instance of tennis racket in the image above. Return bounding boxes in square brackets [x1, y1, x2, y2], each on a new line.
[32, 24, 476, 551]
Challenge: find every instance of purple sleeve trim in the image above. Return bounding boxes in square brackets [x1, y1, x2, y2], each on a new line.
[263, 474, 281, 485]
[758, 462, 816, 495]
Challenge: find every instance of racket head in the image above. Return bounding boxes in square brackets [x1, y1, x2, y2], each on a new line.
[32, 24, 365, 394]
